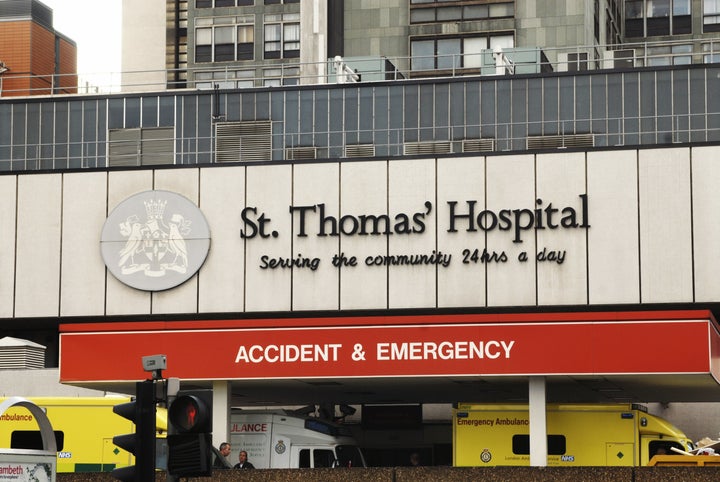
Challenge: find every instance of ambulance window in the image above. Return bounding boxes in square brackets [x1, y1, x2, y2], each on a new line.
[11, 430, 64, 451]
[299, 449, 310, 468]
[649, 441, 681, 457]
[336, 445, 364, 468]
[512, 434, 566, 455]
[313, 449, 336, 468]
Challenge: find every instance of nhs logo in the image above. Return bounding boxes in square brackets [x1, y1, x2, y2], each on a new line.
[58, 452, 72, 459]
[561, 455, 575, 462]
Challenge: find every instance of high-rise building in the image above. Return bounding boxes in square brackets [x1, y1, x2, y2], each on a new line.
[123, 0, 720, 90]
[0, 0, 77, 96]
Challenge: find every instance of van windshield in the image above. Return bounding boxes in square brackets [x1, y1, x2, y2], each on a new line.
[335, 445, 365, 468]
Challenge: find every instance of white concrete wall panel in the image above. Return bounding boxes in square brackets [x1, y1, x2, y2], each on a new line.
[15, 174, 62, 317]
[638, 148, 693, 303]
[691, 146, 720, 302]
[60, 172, 108, 316]
[0, 176, 16, 318]
[198, 166, 246, 313]
[292, 163, 340, 310]
[437, 156, 486, 308]
[486, 155, 537, 307]
[245, 165, 293, 312]
[152, 169, 201, 314]
[388, 158, 437, 309]
[105, 170, 153, 316]
[536, 151, 588, 305]
[5, 145, 720, 320]
[339, 161, 388, 310]
[587, 150, 640, 304]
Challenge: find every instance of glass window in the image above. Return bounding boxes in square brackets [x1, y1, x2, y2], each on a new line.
[648, 0, 670, 17]
[410, 9, 436, 23]
[627, 0, 691, 36]
[197, 0, 254, 5]
[195, 16, 254, 63]
[437, 6, 462, 21]
[264, 14, 299, 59]
[464, 37, 487, 68]
[705, 0, 720, 31]
[411, 34, 512, 71]
[437, 38, 461, 69]
[411, 40, 435, 70]
[410, 1, 512, 23]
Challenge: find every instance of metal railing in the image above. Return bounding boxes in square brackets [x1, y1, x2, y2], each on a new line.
[0, 39, 719, 97]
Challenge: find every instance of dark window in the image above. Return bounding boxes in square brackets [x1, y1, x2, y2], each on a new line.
[11, 431, 65, 451]
[512, 434, 567, 455]
[196, 45, 212, 63]
[649, 441, 683, 458]
[299, 449, 310, 468]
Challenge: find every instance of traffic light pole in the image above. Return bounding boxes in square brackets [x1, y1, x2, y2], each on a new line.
[165, 378, 180, 482]
[111, 380, 156, 482]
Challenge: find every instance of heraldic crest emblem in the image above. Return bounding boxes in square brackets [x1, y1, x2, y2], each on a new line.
[100, 190, 211, 291]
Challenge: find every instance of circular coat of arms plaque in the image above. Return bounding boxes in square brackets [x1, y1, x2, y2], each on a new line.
[100, 190, 211, 291]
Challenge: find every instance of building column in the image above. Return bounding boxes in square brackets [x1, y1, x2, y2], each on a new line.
[528, 376, 548, 466]
[212, 381, 231, 448]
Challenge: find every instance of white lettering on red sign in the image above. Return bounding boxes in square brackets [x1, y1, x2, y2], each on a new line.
[376, 340, 514, 361]
[235, 344, 342, 363]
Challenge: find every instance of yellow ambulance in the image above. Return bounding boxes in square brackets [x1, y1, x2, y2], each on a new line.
[0, 396, 167, 473]
[453, 403, 695, 467]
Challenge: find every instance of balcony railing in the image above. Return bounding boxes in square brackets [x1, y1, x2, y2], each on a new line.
[0, 39, 719, 97]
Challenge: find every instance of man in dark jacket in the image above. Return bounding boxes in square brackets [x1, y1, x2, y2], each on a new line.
[234, 450, 255, 469]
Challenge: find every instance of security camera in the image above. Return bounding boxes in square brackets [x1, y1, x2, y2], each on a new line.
[142, 354, 167, 372]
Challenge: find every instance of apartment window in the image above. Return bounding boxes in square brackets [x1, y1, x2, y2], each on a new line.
[262, 66, 299, 86]
[410, 34, 513, 71]
[196, 0, 254, 7]
[646, 43, 692, 65]
[703, 41, 720, 62]
[195, 69, 255, 89]
[264, 13, 300, 59]
[410, 0, 513, 23]
[195, 16, 254, 63]
[625, 0, 691, 37]
[705, 0, 720, 32]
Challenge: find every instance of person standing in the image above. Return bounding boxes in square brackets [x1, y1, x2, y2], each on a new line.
[213, 442, 232, 469]
[233, 450, 255, 469]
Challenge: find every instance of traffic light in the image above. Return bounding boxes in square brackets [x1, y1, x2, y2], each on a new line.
[167, 390, 213, 477]
[112, 380, 156, 482]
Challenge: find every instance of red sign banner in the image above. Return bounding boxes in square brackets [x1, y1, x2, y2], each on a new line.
[59, 314, 720, 383]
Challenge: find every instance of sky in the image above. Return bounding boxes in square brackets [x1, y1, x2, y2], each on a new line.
[41, 0, 122, 91]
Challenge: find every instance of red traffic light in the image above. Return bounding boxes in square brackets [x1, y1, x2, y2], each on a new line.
[168, 393, 212, 433]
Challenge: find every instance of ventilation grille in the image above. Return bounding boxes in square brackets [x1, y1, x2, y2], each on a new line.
[345, 144, 375, 158]
[403, 141, 452, 155]
[527, 134, 595, 150]
[108, 128, 174, 167]
[0, 337, 45, 369]
[216, 121, 272, 163]
[286, 147, 317, 160]
[461, 139, 495, 153]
